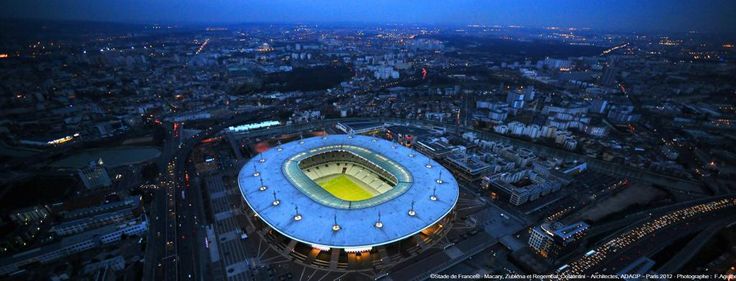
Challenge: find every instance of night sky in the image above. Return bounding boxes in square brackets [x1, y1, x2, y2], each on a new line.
[3, 0, 735, 33]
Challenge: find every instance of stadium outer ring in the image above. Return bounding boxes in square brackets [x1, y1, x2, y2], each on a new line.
[237, 134, 459, 251]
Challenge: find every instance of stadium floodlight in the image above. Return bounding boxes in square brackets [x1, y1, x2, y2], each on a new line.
[332, 214, 341, 231]
[293, 205, 302, 221]
[272, 191, 280, 206]
[375, 211, 383, 228]
[259, 177, 267, 191]
[253, 164, 261, 177]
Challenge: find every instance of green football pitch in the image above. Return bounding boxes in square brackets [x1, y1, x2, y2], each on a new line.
[316, 174, 376, 201]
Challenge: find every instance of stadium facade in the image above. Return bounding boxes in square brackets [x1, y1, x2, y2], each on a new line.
[238, 134, 459, 270]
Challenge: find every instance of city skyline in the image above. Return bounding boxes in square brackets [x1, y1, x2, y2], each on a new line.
[3, 0, 736, 34]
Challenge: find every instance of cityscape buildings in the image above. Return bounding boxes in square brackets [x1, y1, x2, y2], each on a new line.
[1, 1, 735, 280]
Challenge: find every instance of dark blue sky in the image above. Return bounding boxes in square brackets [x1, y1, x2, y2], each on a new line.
[3, 0, 735, 33]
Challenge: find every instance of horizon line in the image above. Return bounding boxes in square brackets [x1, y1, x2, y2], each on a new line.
[2, 16, 735, 37]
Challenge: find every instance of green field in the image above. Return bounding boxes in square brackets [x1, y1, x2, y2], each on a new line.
[316, 174, 376, 201]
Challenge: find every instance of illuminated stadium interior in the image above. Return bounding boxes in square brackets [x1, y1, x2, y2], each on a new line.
[298, 150, 398, 201]
[282, 144, 414, 209]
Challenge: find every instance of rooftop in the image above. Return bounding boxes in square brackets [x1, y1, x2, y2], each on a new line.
[238, 135, 459, 249]
[446, 153, 493, 174]
[338, 121, 384, 131]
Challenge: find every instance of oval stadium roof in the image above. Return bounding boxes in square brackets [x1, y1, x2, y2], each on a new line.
[238, 134, 459, 249]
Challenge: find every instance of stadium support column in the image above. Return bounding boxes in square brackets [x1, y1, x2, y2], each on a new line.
[329, 248, 340, 270]
[414, 235, 428, 250]
[378, 247, 392, 266]
[284, 240, 297, 256]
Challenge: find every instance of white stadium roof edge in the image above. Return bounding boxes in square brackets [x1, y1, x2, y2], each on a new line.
[238, 134, 459, 250]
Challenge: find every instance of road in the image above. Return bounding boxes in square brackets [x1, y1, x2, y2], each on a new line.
[558, 195, 736, 277]
[145, 123, 182, 281]
[145, 112, 280, 281]
[655, 218, 735, 274]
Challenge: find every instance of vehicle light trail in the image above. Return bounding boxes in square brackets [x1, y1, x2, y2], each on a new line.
[601, 42, 629, 55]
[195, 38, 210, 55]
[560, 197, 736, 277]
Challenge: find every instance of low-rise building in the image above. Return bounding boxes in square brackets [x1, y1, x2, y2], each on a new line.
[528, 221, 589, 258]
[415, 139, 455, 159]
[483, 169, 562, 206]
[444, 153, 493, 182]
[0, 217, 148, 276]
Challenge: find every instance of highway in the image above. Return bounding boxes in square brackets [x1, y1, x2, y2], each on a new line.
[145, 123, 183, 281]
[655, 218, 735, 274]
[145, 112, 279, 281]
[558, 195, 736, 277]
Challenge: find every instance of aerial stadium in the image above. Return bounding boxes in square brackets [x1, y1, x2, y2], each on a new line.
[237, 134, 459, 271]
